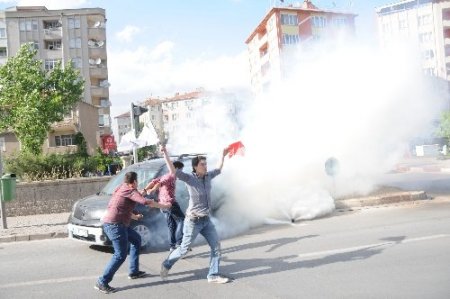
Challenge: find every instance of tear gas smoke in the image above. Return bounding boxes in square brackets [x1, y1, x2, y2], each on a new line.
[168, 40, 447, 239]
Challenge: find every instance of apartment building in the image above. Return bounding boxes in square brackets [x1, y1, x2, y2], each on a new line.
[114, 111, 131, 143]
[114, 88, 239, 153]
[246, 0, 356, 93]
[0, 6, 113, 156]
[376, 0, 450, 81]
[140, 98, 164, 141]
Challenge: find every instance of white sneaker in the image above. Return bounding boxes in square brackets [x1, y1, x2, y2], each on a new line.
[160, 264, 169, 281]
[207, 275, 231, 284]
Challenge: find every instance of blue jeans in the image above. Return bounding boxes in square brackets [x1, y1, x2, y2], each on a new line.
[163, 216, 221, 278]
[163, 202, 185, 248]
[98, 223, 141, 286]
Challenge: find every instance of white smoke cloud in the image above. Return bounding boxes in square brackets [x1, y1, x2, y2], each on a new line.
[108, 43, 250, 119]
[169, 39, 447, 238]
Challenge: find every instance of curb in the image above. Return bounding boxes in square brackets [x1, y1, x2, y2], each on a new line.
[335, 191, 428, 209]
[394, 166, 450, 173]
[0, 231, 67, 244]
[0, 191, 430, 244]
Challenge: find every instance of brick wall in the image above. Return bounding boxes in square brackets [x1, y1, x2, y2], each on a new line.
[4, 177, 110, 216]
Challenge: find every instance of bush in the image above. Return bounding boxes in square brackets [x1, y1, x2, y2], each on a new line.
[4, 152, 102, 181]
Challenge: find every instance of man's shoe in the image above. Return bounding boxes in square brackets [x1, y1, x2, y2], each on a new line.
[207, 275, 231, 284]
[160, 264, 169, 281]
[94, 281, 117, 294]
[128, 270, 147, 279]
[169, 247, 176, 253]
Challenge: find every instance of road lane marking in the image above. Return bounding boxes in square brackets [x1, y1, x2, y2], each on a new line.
[0, 273, 127, 289]
[295, 234, 450, 259]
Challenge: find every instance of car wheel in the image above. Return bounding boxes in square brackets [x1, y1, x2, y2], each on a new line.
[133, 224, 151, 248]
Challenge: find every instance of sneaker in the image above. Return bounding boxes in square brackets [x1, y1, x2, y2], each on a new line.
[128, 270, 147, 280]
[94, 281, 117, 294]
[160, 264, 170, 281]
[207, 275, 231, 284]
[169, 247, 176, 253]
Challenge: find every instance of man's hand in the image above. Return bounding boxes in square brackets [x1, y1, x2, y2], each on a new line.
[223, 147, 229, 157]
[160, 144, 167, 155]
[131, 213, 144, 221]
[147, 200, 157, 208]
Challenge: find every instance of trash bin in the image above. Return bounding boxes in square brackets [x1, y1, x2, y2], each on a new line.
[1, 173, 16, 202]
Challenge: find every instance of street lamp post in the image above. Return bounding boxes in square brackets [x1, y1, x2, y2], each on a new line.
[0, 139, 7, 229]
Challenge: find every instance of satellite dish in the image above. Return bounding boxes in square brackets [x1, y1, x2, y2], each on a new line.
[97, 40, 104, 47]
[95, 58, 102, 64]
[94, 21, 101, 28]
[89, 58, 95, 65]
[87, 40, 96, 47]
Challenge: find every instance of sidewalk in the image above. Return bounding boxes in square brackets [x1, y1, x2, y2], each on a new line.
[394, 156, 450, 173]
[0, 212, 69, 242]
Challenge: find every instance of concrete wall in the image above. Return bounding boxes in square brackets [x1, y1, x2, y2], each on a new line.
[4, 176, 110, 216]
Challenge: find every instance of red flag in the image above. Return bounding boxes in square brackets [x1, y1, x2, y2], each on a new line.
[227, 141, 245, 158]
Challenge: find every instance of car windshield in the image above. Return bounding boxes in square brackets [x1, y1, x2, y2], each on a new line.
[100, 163, 163, 196]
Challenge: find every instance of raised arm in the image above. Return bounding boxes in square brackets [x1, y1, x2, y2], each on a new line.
[161, 145, 176, 175]
[216, 147, 229, 171]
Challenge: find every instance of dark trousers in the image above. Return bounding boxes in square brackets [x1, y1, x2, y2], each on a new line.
[163, 202, 185, 248]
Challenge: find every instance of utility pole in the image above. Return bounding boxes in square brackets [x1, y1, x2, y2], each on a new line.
[0, 139, 7, 229]
[130, 103, 148, 164]
[130, 103, 138, 164]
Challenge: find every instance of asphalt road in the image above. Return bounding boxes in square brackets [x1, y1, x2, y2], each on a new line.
[1, 198, 449, 299]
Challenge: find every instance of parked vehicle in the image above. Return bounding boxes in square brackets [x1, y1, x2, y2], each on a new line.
[68, 155, 204, 248]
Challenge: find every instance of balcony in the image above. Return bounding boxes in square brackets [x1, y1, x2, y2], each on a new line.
[43, 27, 62, 39]
[444, 20, 450, 28]
[88, 47, 106, 59]
[88, 28, 106, 41]
[91, 86, 109, 98]
[51, 117, 78, 132]
[445, 38, 450, 45]
[89, 66, 108, 78]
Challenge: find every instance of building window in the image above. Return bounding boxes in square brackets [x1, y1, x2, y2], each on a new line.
[68, 18, 81, 29]
[419, 32, 432, 43]
[55, 134, 75, 146]
[311, 16, 327, 28]
[399, 19, 408, 30]
[43, 20, 61, 30]
[0, 47, 6, 57]
[44, 59, 60, 70]
[151, 115, 155, 121]
[71, 57, 82, 68]
[281, 14, 298, 26]
[422, 49, 434, 60]
[69, 38, 82, 49]
[172, 114, 178, 121]
[163, 115, 169, 123]
[333, 17, 347, 27]
[100, 98, 109, 107]
[0, 28, 5, 38]
[282, 34, 300, 45]
[418, 15, 431, 26]
[45, 39, 62, 50]
[19, 20, 38, 31]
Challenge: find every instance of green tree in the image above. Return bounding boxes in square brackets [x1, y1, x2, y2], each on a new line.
[0, 43, 84, 155]
[437, 111, 450, 148]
